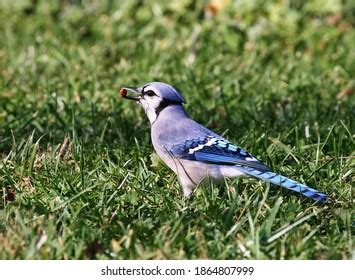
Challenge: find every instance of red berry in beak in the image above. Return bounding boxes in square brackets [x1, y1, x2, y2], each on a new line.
[119, 88, 127, 97]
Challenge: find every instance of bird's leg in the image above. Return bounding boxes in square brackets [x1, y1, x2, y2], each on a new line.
[163, 145, 199, 197]
[181, 182, 194, 197]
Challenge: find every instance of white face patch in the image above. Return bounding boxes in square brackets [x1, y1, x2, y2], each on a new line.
[245, 156, 258, 161]
[139, 95, 162, 124]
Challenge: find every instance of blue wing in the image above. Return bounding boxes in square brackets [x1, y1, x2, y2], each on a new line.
[167, 135, 328, 202]
[169, 136, 270, 171]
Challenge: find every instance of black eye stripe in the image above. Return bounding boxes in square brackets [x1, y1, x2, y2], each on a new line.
[145, 90, 156, 97]
[142, 86, 156, 97]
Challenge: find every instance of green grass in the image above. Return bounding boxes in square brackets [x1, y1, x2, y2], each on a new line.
[0, 0, 353, 260]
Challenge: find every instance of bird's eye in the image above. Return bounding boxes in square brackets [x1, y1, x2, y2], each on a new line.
[145, 90, 156, 97]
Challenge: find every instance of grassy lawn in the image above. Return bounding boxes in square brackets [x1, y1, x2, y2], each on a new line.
[0, 0, 353, 259]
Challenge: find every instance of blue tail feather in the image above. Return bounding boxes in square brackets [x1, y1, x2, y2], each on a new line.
[239, 167, 327, 202]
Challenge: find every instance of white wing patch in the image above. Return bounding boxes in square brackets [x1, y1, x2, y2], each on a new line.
[186, 136, 259, 162]
[245, 156, 258, 161]
[188, 138, 217, 154]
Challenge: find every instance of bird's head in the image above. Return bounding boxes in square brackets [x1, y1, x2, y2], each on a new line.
[120, 82, 186, 123]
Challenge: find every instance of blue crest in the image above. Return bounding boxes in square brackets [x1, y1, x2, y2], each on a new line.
[141, 82, 186, 104]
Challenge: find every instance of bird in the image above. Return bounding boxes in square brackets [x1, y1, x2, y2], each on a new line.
[120, 82, 327, 202]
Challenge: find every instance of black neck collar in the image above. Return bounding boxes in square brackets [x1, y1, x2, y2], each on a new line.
[155, 99, 182, 116]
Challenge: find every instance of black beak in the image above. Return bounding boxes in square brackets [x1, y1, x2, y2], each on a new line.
[120, 86, 142, 101]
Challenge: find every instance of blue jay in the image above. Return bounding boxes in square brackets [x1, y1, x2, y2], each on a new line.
[120, 82, 327, 202]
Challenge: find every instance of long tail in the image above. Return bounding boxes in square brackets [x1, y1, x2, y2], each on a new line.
[239, 166, 327, 202]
